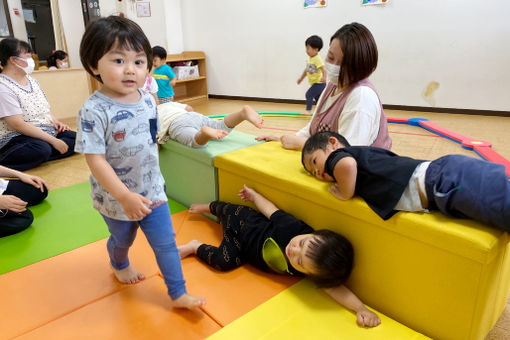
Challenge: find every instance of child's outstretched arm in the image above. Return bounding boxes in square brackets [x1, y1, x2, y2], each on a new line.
[85, 154, 152, 220]
[238, 184, 278, 219]
[328, 157, 357, 200]
[297, 69, 307, 84]
[323, 285, 381, 328]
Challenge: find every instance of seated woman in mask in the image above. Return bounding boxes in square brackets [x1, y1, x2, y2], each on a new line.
[47, 50, 69, 70]
[0, 38, 76, 171]
[257, 23, 391, 151]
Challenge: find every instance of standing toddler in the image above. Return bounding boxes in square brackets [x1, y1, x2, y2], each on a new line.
[76, 16, 204, 310]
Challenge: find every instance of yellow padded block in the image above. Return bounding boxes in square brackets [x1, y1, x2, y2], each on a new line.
[208, 280, 430, 340]
[214, 142, 510, 340]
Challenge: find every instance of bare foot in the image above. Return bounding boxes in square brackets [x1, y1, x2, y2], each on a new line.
[111, 265, 145, 284]
[189, 203, 210, 214]
[172, 293, 206, 312]
[301, 110, 312, 116]
[177, 240, 202, 259]
[242, 105, 264, 128]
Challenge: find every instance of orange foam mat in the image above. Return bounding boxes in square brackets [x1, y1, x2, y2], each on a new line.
[15, 276, 221, 340]
[1, 211, 187, 340]
[175, 211, 300, 327]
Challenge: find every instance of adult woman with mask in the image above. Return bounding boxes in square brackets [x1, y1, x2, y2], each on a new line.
[47, 50, 69, 70]
[0, 38, 76, 171]
[257, 23, 391, 150]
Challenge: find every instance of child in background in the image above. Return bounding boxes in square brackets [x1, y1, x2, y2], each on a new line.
[157, 103, 264, 147]
[0, 165, 47, 237]
[297, 35, 326, 116]
[301, 131, 510, 230]
[47, 50, 68, 69]
[141, 74, 159, 105]
[179, 185, 380, 327]
[77, 15, 205, 310]
[152, 46, 176, 104]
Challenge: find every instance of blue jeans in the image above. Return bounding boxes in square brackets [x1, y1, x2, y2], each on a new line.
[425, 155, 510, 231]
[306, 83, 326, 110]
[0, 131, 76, 171]
[101, 202, 186, 300]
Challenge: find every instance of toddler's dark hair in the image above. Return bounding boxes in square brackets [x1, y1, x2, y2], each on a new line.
[80, 16, 152, 83]
[47, 50, 67, 68]
[0, 38, 32, 73]
[305, 229, 354, 288]
[301, 131, 350, 167]
[152, 46, 167, 60]
[305, 35, 323, 51]
[330, 22, 378, 88]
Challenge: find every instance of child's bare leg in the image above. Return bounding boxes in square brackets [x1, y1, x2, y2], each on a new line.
[189, 203, 211, 214]
[223, 105, 264, 129]
[194, 126, 229, 146]
[301, 109, 312, 116]
[111, 265, 146, 284]
[172, 293, 206, 311]
[177, 239, 203, 258]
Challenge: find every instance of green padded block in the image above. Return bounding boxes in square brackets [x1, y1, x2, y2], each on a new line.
[159, 129, 262, 208]
[0, 181, 187, 274]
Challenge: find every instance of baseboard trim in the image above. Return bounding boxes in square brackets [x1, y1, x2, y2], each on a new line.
[208, 94, 510, 117]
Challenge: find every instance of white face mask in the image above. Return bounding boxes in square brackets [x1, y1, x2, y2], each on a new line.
[324, 61, 340, 85]
[59, 61, 69, 69]
[15, 57, 35, 75]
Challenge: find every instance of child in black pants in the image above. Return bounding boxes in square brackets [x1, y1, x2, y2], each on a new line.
[178, 185, 380, 328]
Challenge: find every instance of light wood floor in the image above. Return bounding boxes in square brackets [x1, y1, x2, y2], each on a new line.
[25, 98, 510, 339]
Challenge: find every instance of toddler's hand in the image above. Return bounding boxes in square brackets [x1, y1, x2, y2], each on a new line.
[119, 192, 152, 220]
[356, 309, 381, 328]
[238, 184, 256, 202]
[255, 135, 279, 142]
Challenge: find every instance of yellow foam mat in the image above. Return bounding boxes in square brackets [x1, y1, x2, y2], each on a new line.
[208, 280, 430, 340]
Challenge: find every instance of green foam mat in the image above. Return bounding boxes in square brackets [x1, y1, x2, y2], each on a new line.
[0, 181, 187, 275]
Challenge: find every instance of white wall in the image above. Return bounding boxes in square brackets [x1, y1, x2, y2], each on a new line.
[6, 0, 27, 40]
[58, 0, 173, 68]
[180, 1, 510, 111]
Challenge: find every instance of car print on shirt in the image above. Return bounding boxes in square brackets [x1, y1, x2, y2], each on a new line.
[110, 110, 135, 124]
[121, 178, 137, 189]
[132, 123, 149, 135]
[112, 129, 126, 142]
[141, 154, 157, 167]
[113, 166, 133, 176]
[120, 144, 143, 157]
[93, 194, 104, 204]
[81, 119, 95, 132]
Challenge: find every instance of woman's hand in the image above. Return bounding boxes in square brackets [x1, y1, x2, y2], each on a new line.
[0, 195, 27, 212]
[17, 173, 48, 192]
[118, 192, 152, 220]
[51, 120, 70, 133]
[51, 138, 69, 154]
[255, 135, 279, 142]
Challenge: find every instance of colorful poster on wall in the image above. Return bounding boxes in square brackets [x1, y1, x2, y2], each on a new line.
[304, 0, 327, 8]
[362, 0, 388, 5]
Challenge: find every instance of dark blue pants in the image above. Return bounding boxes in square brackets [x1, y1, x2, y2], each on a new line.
[0, 130, 76, 171]
[305, 83, 326, 110]
[0, 180, 48, 237]
[425, 155, 510, 231]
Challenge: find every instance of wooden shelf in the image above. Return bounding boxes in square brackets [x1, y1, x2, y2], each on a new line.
[175, 76, 206, 84]
[166, 51, 208, 105]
